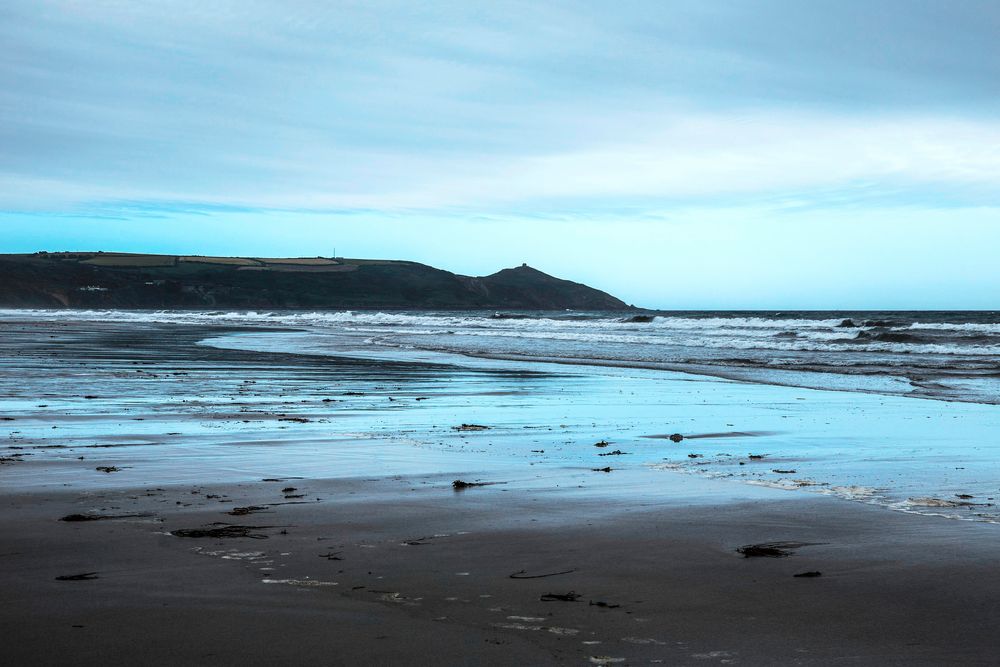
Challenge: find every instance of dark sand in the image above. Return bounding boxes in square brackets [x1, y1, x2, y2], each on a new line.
[2, 321, 1000, 665]
[5, 479, 1000, 665]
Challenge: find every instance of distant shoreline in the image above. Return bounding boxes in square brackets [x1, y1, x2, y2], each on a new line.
[0, 251, 632, 311]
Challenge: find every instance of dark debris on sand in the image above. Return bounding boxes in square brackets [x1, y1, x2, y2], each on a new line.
[737, 541, 818, 558]
[452, 424, 490, 432]
[171, 525, 271, 539]
[540, 592, 581, 602]
[794, 571, 823, 578]
[227, 506, 268, 516]
[589, 600, 621, 608]
[55, 572, 99, 581]
[509, 568, 577, 579]
[452, 479, 495, 490]
[60, 513, 151, 522]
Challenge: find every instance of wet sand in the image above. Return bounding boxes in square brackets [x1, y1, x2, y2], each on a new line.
[2, 321, 1000, 665]
[6, 476, 1000, 665]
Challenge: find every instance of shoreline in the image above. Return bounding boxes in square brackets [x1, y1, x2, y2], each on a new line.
[2, 319, 1000, 664]
[5, 320, 1000, 522]
[203, 327, 1000, 523]
[207, 327, 990, 406]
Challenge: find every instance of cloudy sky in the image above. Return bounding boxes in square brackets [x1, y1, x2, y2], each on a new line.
[2, 0, 999, 308]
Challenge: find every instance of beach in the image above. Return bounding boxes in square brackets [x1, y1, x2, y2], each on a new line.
[3, 316, 1000, 665]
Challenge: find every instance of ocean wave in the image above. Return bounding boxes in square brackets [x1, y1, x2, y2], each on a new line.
[4, 307, 997, 336]
[5, 309, 1000, 389]
[418, 328, 1000, 356]
[908, 321, 1000, 334]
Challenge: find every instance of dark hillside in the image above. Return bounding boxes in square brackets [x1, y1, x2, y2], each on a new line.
[0, 253, 631, 310]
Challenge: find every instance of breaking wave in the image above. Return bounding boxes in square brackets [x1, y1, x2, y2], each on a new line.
[3, 308, 1000, 402]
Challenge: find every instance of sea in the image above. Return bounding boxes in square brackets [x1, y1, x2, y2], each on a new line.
[5, 309, 998, 404]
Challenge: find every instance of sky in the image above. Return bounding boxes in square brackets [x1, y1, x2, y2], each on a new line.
[2, 0, 999, 309]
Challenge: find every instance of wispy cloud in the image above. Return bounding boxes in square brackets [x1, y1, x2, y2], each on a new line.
[3, 110, 999, 214]
[3, 0, 999, 213]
